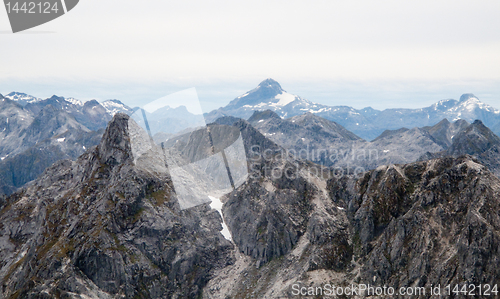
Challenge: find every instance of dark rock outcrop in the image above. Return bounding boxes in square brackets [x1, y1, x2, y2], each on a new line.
[420, 120, 500, 177]
[0, 114, 234, 298]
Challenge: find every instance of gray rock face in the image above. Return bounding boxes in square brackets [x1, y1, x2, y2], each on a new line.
[249, 111, 469, 173]
[0, 93, 136, 196]
[351, 157, 500, 292]
[0, 102, 103, 196]
[208, 150, 500, 297]
[0, 114, 234, 298]
[201, 118, 500, 298]
[420, 120, 500, 177]
[3, 92, 41, 106]
[421, 118, 469, 148]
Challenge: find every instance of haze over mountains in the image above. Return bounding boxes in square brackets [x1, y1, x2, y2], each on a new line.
[206, 78, 500, 140]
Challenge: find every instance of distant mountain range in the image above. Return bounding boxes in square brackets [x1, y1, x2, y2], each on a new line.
[3, 83, 500, 195]
[205, 78, 500, 140]
[0, 94, 134, 195]
[228, 110, 500, 179]
[4, 92, 134, 118]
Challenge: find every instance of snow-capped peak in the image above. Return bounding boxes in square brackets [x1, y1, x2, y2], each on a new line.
[5, 92, 41, 105]
[257, 78, 283, 92]
[459, 93, 477, 103]
[457, 96, 498, 114]
[65, 97, 83, 106]
[101, 99, 133, 116]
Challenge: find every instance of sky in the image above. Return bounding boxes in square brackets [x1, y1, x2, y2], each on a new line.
[1, 0, 500, 113]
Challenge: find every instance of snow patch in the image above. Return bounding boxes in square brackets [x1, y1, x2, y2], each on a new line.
[237, 92, 249, 99]
[65, 97, 83, 106]
[272, 92, 296, 107]
[208, 196, 232, 241]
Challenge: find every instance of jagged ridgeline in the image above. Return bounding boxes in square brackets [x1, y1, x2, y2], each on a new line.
[0, 113, 499, 298]
[0, 114, 235, 298]
[0, 94, 133, 197]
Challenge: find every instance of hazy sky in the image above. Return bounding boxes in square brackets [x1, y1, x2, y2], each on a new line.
[1, 0, 500, 112]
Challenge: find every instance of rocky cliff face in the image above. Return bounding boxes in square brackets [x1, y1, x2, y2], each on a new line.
[0, 103, 103, 196]
[420, 120, 500, 177]
[2, 113, 500, 298]
[250, 111, 474, 173]
[207, 152, 500, 298]
[351, 156, 500, 291]
[0, 114, 234, 298]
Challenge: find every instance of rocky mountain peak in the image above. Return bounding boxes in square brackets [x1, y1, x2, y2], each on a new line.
[436, 118, 450, 126]
[462, 119, 500, 144]
[47, 95, 65, 102]
[83, 99, 101, 108]
[257, 78, 283, 92]
[4, 92, 41, 106]
[98, 113, 133, 166]
[459, 93, 478, 102]
[224, 79, 290, 110]
[248, 109, 281, 122]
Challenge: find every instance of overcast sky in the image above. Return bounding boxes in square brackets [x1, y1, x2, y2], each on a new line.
[1, 0, 500, 112]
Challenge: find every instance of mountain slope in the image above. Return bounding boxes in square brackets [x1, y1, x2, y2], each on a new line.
[0, 114, 234, 298]
[249, 110, 365, 167]
[0, 97, 34, 159]
[0, 97, 107, 196]
[345, 156, 500, 293]
[249, 111, 470, 172]
[421, 118, 469, 148]
[420, 120, 500, 177]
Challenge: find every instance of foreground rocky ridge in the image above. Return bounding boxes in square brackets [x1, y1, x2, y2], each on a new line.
[204, 119, 500, 297]
[0, 114, 233, 298]
[208, 154, 500, 298]
[1, 114, 499, 298]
